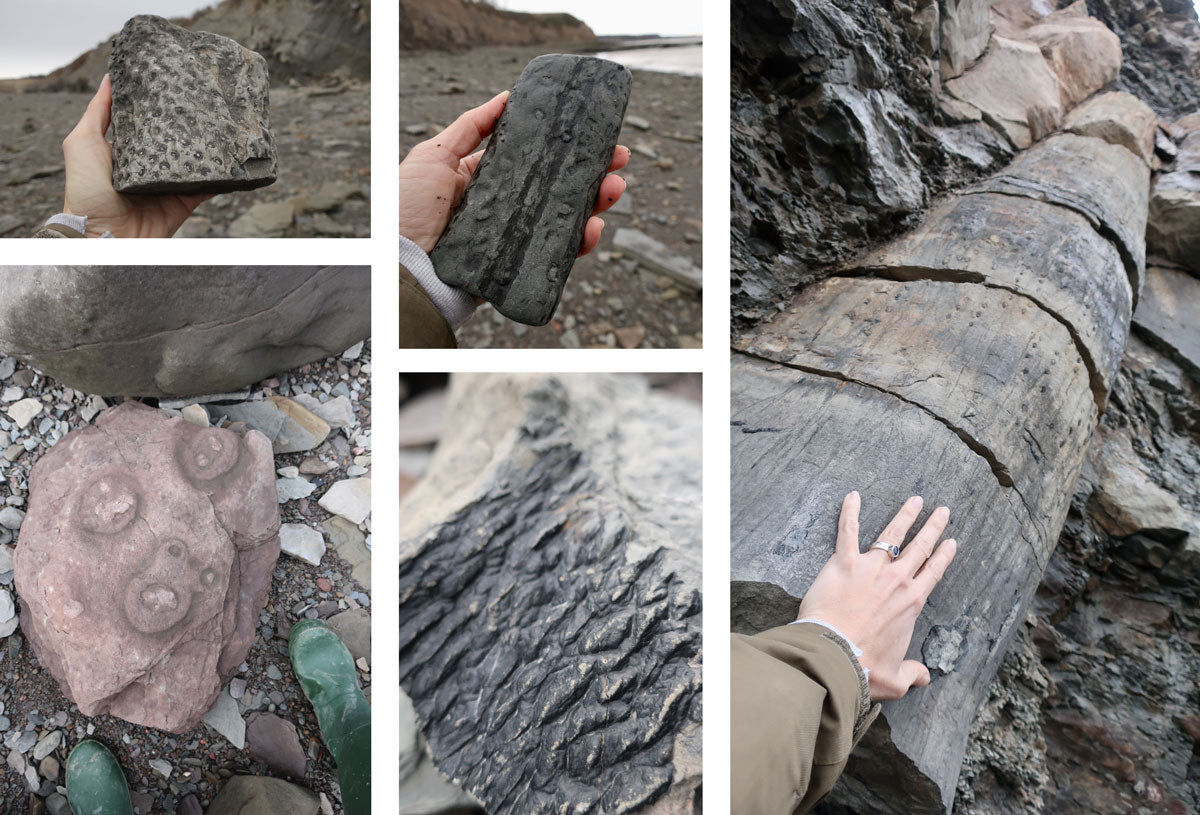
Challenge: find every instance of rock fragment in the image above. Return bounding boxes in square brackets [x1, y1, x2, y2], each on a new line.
[278, 524, 325, 566]
[612, 228, 703, 291]
[245, 712, 307, 779]
[318, 479, 371, 525]
[1024, 7, 1122, 107]
[206, 776, 319, 815]
[432, 54, 633, 325]
[109, 15, 277, 194]
[1064, 91, 1158, 164]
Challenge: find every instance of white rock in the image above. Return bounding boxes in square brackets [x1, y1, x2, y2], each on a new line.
[0, 616, 18, 637]
[0, 545, 12, 573]
[279, 524, 326, 566]
[276, 466, 300, 479]
[1, 386, 23, 403]
[0, 589, 13, 621]
[6, 399, 42, 430]
[318, 478, 371, 524]
[341, 340, 364, 360]
[346, 465, 368, 477]
[180, 404, 209, 427]
[0, 507, 25, 530]
[276, 477, 316, 503]
[292, 394, 355, 429]
[32, 730, 61, 761]
[148, 758, 172, 779]
[202, 690, 245, 749]
[79, 395, 107, 423]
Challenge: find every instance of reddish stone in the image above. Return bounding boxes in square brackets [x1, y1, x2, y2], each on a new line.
[316, 578, 332, 592]
[13, 402, 280, 732]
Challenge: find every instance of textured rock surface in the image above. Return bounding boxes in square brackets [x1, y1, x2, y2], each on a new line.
[1024, 8, 1122, 107]
[431, 55, 632, 325]
[0, 267, 369, 397]
[941, 0, 993, 79]
[398, 374, 701, 812]
[1147, 116, 1200, 270]
[13, 402, 280, 732]
[109, 16, 277, 195]
[1133, 264, 1200, 376]
[1064, 90, 1158, 163]
[207, 776, 319, 815]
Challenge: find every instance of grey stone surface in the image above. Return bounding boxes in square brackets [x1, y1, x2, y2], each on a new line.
[109, 15, 277, 195]
[207, 776, 319, 815]
[398, 373, 700, 812]
[431, 54, 632, 325]
[0, 267, 369, 398]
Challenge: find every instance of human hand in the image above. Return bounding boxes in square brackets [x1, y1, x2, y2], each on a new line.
[798, 492, 958, 701]
[61, 74, 213, 238]
[398, 90, 631, 255]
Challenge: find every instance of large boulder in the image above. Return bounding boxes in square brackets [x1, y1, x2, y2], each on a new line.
[1024, 7, 1122, 108]
[398, 374, 701, 812]
[13, 402, 280, 732]
[1132, 264, 1200, 376]
[1064, 91, 1158, 164]
[940, 0, 993, 79]
[1147, 116, 1200, 271]
[0, 267, 369, 397]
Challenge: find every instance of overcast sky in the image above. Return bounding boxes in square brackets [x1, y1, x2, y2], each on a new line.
[0, 2, 213, 79]
[495, 0, 702, 37]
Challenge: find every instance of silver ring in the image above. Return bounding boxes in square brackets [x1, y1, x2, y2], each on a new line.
[870, 541, 900, 559]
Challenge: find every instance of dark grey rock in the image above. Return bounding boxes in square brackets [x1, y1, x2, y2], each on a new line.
[398, 374, 700, 812]
[0, 267, 369, 398]
[109, 15, 277, 195]
[431, 55, 632, 326]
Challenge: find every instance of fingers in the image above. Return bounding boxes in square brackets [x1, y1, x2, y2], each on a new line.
[914, 538, 958, 599]
[578, 216, 604, 257]
[870, 495, 923, 557]
[835, 491, 861, 560]
[607, 144, 631, 173]
[899, 660, 931, 691]
[65, 74, 113, 146]
[428, 90, 509, 163]
[592, 174, 626, 215]
[899, 505, 949, 575]
[460, 149, 485, 177]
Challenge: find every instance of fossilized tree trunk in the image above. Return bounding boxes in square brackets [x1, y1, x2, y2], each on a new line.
[731, 113, 1149, 811]
[399, 374, 701, 814]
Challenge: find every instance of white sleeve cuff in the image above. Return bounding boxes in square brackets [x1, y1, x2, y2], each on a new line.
[791, 617, 870, 679]
[45, 213, 87, 233]
[399, 235, 476, 331]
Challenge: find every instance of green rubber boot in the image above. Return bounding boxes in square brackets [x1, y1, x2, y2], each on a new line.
[65, 740, 133, 815]
[289, 619, 371, 815]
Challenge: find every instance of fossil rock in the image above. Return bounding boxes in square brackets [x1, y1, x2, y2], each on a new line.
[13, 402, 280, 732]
[398, 373, 700, 812]
[0, 267, 369, 398]
[109, 15, 277, 195]
[431, 55, 632, 325]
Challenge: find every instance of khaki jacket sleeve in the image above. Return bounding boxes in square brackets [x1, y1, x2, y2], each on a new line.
[399, 263, 457, 348]
[731, 623, 879, 814]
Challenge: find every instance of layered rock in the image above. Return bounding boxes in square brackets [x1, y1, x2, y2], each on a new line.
[13, 402, 280, 732]
[1147, 115, 1200, 270]
[398, 374, 701, 812]
[0, 267, 370, 397]
[109, 15, 277, 195]
[398, 0, 594, 51]
[732, 83, 1150, 814]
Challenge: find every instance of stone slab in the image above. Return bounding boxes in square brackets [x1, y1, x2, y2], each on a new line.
[431, 54, 632, 326]
[970, 133, 1149, 299]
[940, 0, 993, 79]
[852, 191, 1132, 405]
[612, 228, 703, 291]
[1064, 91, 1158, 165]
[109, 15, 277, 194]
[1024, 12, 1121, 108]
[14, 403, 280, 732]
[1147, 175, 1200, 272]
[1132, 264, 1200, 377]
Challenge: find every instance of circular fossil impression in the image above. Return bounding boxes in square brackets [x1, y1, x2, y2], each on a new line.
[76, 474, 140, 534]
[123, 538, 196, 634]
[177, 427, 241, 484]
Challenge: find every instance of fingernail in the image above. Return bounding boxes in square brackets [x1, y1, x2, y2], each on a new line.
[911, 495, 923, 504]
[937, 506, 949, 516]
[850, 490, 859, 498]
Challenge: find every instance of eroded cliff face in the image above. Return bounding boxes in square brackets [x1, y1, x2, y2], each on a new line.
[733, 1, 1200, 813]
[398, 0, 595, 51]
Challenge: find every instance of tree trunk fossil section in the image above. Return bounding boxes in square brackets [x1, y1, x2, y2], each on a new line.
[736, 276, 1096, 543]
[431, 54, 632, 326]
[969, 133, 1149, 298]
[851, 192, 1132, 407]
[13, 402, 280, 732]
[0, 266, 369, 397]
[730, 356, 1052, 812]
[109, 15, 277, 195]
[398, 374, 700, 813]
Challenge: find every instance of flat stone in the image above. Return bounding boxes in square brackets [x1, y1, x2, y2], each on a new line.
[1133, 265, 1200, 376]
[318, 478, 371, 525]
[0, 268, 369, 398]
[290, 394, 354, 429]
[0, 546, 12, 573]
[31, 730, 61, 762]
[180, 404, 209, 427]
[206, 776, 319, 815]
[0, 507, 25, 530]
[6, 398, 42, 429]
[265, 397, 329, 453]
[1065, 91, 1158, 164]
[148, 758, 172, 779]
[612, 228, 703, 291]
[0, 589, 14, 622]
[326, 609, 370, 662]
[219, 401, 286, 443]
[321, 517, 370, 589]
[109, 15, 277, 194]
[1024, 10, 1121, 108]
[13, 403, 280, 732]
[227, 201, 295, 238]
[202, 690, 246, 749]
[245, 712, 307, 779]
[278, 524, 325, 566]
[432, 54, 633, 326]
[1089, 430, 1189, 539]
[1147, 174, 1200, 272]
[944, 35, 1063, 149]
[276, 477, 316, 503]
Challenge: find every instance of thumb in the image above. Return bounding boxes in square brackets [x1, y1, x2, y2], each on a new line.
[69, 74, 113, 143]
[898, 660, 931, 691]
[432, 90, 508, 163]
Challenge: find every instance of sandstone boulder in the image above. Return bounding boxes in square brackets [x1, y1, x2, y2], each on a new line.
[13, 403, 280, 732]
[1024, 10, 1122, 108]
[109, 15, 277, 195]
[0, 267, 369, 398]
[944, 36, 1063, 149]
[940, 0, 993, 79]
[1064, 91, 1158, 164]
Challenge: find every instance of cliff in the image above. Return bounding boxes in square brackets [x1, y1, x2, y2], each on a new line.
[398, 0, 595, 51]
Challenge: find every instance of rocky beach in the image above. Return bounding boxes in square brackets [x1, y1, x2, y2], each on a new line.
[401, 43, 703, 349]
[0, 343, 372, 814]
